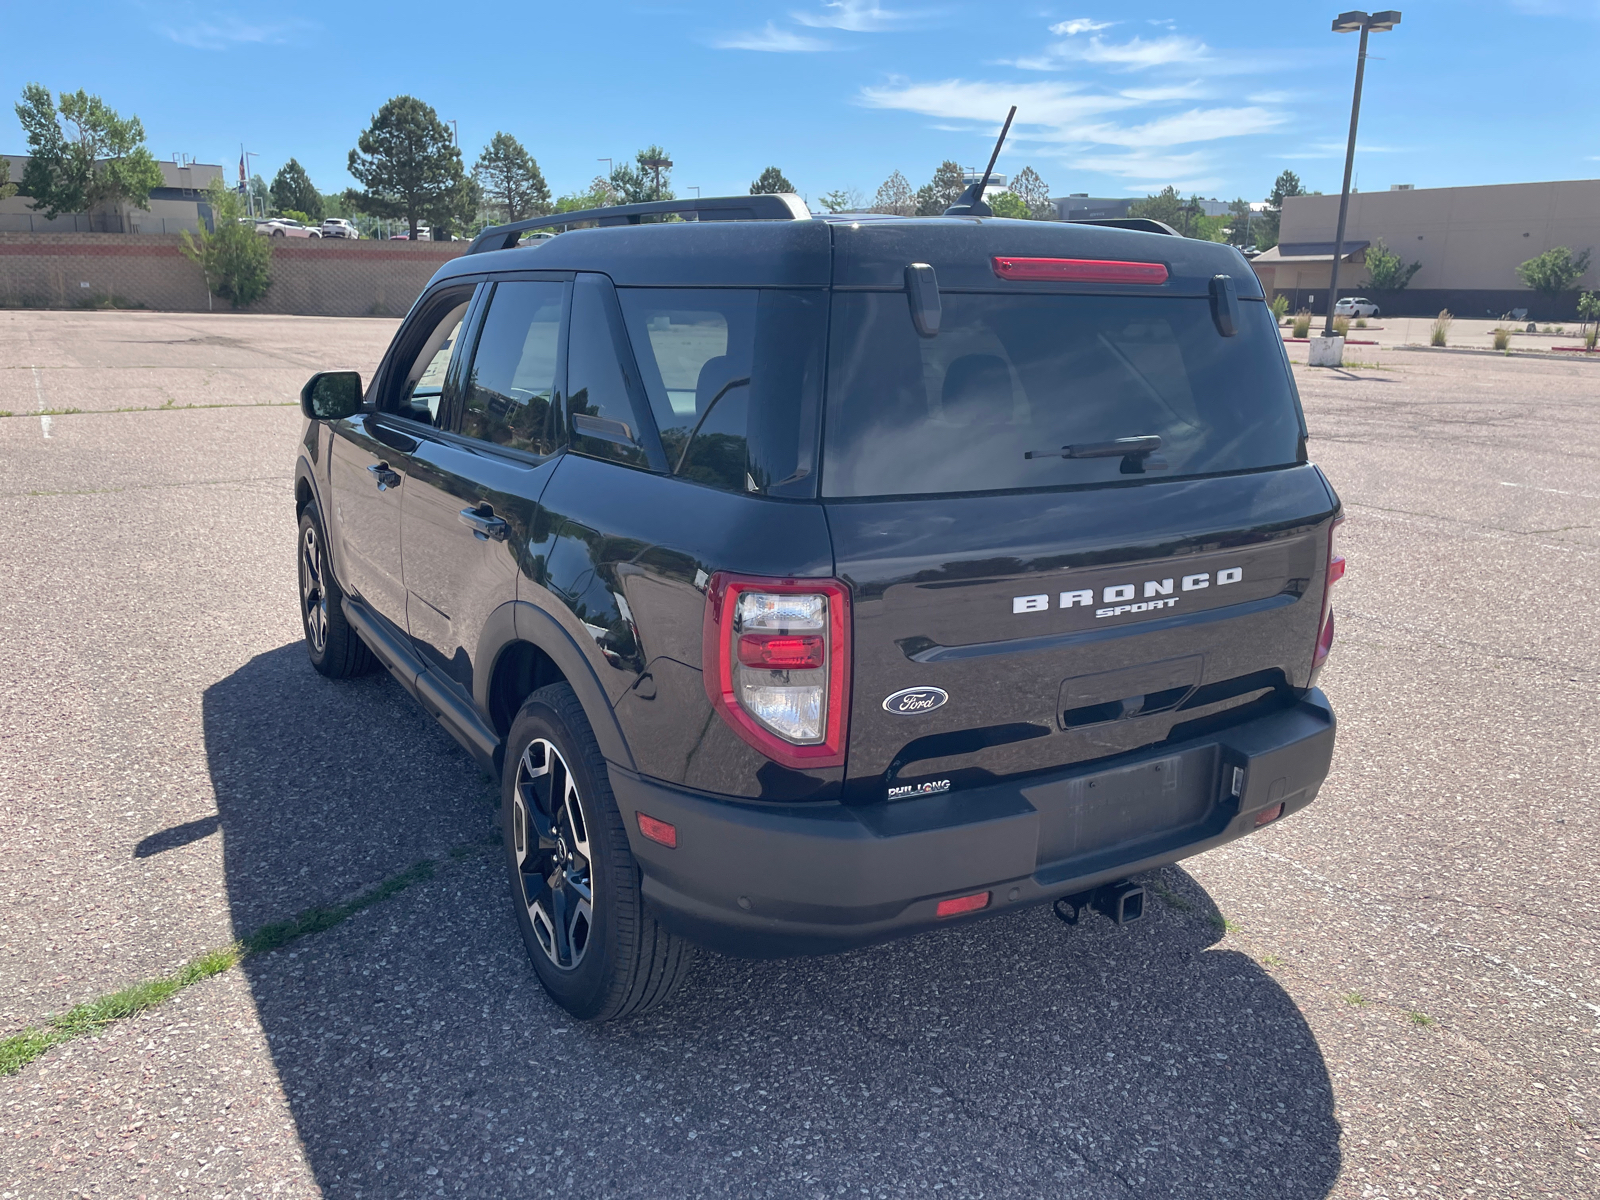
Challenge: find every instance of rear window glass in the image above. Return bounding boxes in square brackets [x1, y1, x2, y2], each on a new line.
[821, 293, 1301, 498]
[617, 288, 827, 497]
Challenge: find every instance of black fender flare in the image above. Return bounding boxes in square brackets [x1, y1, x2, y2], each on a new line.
[476, 600, 636, 772]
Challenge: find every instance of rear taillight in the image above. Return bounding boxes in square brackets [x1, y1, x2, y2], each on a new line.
[1312, 517, 1345, 674]
[702, 573, 851, 769]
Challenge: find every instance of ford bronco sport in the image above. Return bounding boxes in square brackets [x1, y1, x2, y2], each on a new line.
[293, 192, 1341, 1021]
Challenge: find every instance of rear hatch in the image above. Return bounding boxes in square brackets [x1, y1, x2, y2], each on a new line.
[821, 220, 1338, 803]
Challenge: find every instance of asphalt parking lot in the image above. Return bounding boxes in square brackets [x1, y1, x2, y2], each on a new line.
[2, 308, 1598, 1199]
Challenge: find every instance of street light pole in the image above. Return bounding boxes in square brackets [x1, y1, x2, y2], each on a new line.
[1325, 10, 1400, 337]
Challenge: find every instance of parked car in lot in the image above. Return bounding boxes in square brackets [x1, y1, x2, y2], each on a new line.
[257, 217, 320, 239]
[1333, 296, 1379, 318]
[319, 218, 359, 240]
[293, 194, 1342, 1020]
[390, 226, 431, 240]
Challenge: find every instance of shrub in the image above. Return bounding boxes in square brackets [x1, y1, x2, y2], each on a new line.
[1355, 316, 1368, 328]
[1430, 309, 1452, 347]
[1332, 314, 1350, 337]
[1291, 310, 1311, 338]
[180, 180, 272, 308]
[1269, 294, 1291, 324]
[1587, 326, 1598, 350]
[1492, 327, 1511, 351]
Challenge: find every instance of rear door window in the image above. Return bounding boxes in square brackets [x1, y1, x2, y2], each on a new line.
[821, 293, 1301, 498]
[460, 280, 565, 456]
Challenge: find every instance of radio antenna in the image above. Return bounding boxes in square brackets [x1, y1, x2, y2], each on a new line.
[944, 106, 1017, 217]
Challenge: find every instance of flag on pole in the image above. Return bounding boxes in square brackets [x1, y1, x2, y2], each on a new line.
[239, 155, 246, 185]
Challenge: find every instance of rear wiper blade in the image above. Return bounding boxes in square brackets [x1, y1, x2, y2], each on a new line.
[1025, 435, 1161, 461]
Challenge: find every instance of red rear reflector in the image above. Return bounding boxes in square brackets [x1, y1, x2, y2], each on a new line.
[1254, 803, 1285, 827]
[935, 891, 990, 918]
[637, 812, 677, 848]
[737, 633, 825, 670]
[1327, 554, 1346, 586]
[993, 256, 1169, 285]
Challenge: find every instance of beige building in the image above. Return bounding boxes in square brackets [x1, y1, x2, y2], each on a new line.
[1251, 178, 1600, 318]
[0, 159, 224, 235]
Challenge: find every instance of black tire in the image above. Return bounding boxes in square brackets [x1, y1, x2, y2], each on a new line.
[297, 503, 376, 678]
[501, 683, 695, 1020]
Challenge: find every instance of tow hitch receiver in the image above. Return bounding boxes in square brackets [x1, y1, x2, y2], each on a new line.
[1053, 880, 1146, 927]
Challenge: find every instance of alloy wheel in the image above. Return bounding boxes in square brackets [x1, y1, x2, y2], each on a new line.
[299, 524, 328, 655]
[512, 739, 595, 971]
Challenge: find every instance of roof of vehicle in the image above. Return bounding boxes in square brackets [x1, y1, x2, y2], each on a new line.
[430, 213, 1262, 298]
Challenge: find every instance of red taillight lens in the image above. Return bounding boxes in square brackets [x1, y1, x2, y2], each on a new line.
[992, 256, 1169, 285]
[1312, 517, 1345, 672]
[1254, 803, 1285, 827]
[737, 634, 825, 670]
[936, 891, 991, 918]
[703, 573, 852, 769]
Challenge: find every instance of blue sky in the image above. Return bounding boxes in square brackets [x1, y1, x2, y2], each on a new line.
[7, 0, 1599, 206]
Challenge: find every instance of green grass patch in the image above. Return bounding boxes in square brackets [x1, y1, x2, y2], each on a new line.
[1, 853, 460, 1077]
[1146, 879, 1192, 912]
[1343, 991, 1368, 1006]
[1407, 1011, 1436, 1027]
[1261, 953, 1284, 968]
[1207, 912, 1239, 933]
[0, 401, 296, 419]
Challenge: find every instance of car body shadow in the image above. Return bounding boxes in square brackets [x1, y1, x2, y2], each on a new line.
[206, 644, 1341, 1199]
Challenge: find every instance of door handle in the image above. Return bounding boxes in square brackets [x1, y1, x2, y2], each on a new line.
[459, 506, 509, 542]
[367, 462, 401, 490]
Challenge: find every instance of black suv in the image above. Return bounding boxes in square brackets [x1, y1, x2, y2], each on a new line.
[293, 194, 1340, 1020]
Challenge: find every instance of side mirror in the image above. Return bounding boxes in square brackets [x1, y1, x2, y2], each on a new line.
[300, 371, 364, 420]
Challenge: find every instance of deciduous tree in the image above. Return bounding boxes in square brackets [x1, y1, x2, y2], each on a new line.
[870, 171, 913, 216]
[270, 159, 322, 221]
[749, 166, 794, 195]
[0, 157, 15, 202]
[14, 84, 163, 220]
[610, 146, 674, 204]
[1364, 238, 1423, 291]
[346, 95, 464, 240]
[1009, 166, 1052, 219]
[818, 187, 864, 213]
[474, 132, 550, 223]
[987, 192, 1031, 219]
[1517, 246, 1593, 300]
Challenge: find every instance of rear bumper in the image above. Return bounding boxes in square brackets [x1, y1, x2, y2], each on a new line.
[609, 690, 1335, 957]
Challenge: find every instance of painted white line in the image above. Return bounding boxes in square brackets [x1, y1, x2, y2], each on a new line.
[1499, 480, 1600, 501]
[31, 366, 50, 438]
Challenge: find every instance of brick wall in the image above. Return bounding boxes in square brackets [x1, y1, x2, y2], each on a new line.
[0, 232, 469, 317]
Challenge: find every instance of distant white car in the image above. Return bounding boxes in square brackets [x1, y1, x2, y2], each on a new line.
[1334, 297, 1380, 318]
[257, 218, 321, 239]
[389, 226, 432, 241]
[318, 218, 359, 240]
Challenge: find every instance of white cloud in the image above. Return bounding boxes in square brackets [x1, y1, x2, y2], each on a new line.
[161, 15, 312, 49]
[1119, 80, 1210, 102]
[1248, 90, 1295, 104]
[714, 22, 833, 51]
[1006, 32, 1209, 73]
[1077, 106, 1288, 148]
[1069, 149, 1220, 191]
[859, 78, 1138, 127]
[1048, 18, 1113, 35]
[1068, 34, 1210, 69]
[793, 0, 924, 30]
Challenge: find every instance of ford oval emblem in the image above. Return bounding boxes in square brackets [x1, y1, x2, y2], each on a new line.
[883, 686, 949, 715]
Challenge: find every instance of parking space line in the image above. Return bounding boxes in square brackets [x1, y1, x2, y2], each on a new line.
[1500, 480, 1600, 501]
[31, 366, 49, 438]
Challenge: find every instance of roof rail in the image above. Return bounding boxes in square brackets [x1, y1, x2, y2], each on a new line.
[1067, 217, 1180, 237]
[465, 193, 811, 255]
